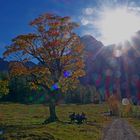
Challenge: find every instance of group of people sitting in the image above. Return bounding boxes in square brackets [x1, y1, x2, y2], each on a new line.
[69, 112, 87, 124]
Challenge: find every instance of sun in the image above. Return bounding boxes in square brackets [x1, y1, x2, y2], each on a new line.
[97, 7, 140, 45]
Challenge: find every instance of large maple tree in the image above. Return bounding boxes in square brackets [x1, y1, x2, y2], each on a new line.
[3, 13, 85, 123]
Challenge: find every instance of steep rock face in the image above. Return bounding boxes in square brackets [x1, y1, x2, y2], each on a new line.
[80, 35, 104, 85]
[81, 34, 140, 102]
[81, 35, 103, 52]
[1, 34, 140, 102]
[81, 35, 104, 55]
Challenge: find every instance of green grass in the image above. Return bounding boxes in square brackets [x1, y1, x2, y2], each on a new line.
[0, 103, 111, 140]
[125, 105, 140, 136]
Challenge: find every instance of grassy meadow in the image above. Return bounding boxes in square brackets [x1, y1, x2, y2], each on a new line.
[0, 103, 112, 140]
[126, 105, 140, 136]
[0, 103, 140, 140]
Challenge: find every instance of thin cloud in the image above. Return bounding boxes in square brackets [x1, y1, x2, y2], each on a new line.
[83, 8, 94, 15]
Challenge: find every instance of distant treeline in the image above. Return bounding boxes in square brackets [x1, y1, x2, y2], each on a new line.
[0, 71, 103, 104]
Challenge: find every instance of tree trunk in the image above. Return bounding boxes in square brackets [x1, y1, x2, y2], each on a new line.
[44, 98, 58, 124]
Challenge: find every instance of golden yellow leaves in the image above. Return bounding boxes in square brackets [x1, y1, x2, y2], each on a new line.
[30, 67, 50, 75]
[3, 34, 38, 58]
[48, 30, 59, 36]
[0, 80, 9, 97]
[107, 95, 120, 115]
[30, 13, 57, 26]
[3, 13, 86, 96]
[75, 61, 85, 69]
[59, 76, 79, 93]
[124, 104, 132, 113]
[13, 34, 37, 41]
[73, 69, 85, 78]
[48, 22, 61, 28]
[29, 82, 38, 90]
[9, 62, 28, 77]
[73, 45, 84, 54]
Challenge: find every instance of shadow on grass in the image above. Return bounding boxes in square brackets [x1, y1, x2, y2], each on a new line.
[0, 119, 103, 140]
[0, 123, 55, 140]
[57, 120, 101, 127]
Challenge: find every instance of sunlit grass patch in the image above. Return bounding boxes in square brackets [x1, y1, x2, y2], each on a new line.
[125, 106, 140, 136]
[0, 103, 111, 140]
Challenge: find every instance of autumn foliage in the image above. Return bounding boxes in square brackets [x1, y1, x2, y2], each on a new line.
[3, 13, 85, 123]
[0, 72, 9, 98]
[107, 94, 120, 116]
[0, 80, 9, 98]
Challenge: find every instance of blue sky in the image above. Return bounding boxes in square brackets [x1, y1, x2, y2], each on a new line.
[0, 0, 140, 57]
[0, 0, 95, 56]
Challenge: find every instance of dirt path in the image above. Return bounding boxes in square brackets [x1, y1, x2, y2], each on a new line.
[102, 118, 140, 140]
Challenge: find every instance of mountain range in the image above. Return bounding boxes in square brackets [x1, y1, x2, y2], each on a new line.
[0, 35, 103, 71]
[81, 34, 140, 101]
[0, 35, 140, 102]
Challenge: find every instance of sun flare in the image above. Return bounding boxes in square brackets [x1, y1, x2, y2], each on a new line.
[97, 7, 140, 45]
